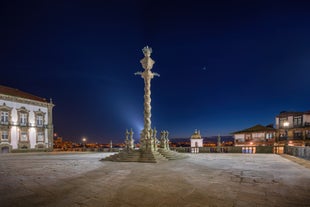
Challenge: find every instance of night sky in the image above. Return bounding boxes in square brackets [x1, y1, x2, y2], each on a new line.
[1, 0, 309, 143]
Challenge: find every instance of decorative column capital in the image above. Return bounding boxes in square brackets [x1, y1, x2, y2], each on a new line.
[142, 46, 152, 57]
[140, 46, 155, 70]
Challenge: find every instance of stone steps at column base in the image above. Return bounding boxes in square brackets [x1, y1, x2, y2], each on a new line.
[100, 149, 168, 163]
[139, 150, 168, 163]
[157, 148, 189, 160]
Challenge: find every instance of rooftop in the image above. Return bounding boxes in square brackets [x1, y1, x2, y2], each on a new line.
[0, 85, 48, 103]
[232, 124, 276, 134]
[276, 111, 310, 117]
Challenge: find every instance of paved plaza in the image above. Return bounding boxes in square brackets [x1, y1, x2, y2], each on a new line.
[0, 152, 310, 207]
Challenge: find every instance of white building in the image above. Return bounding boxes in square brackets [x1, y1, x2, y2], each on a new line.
[0, 85, 54, 153]
[190, 129, 203, 153]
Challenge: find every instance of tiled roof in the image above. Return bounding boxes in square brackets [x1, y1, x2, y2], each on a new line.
[232, 124, 276, 134]
[276, 111, 304, 117]
[0, 85, 48, 103]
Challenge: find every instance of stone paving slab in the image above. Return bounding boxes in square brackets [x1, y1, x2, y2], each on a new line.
[280, 154, 310, 169]
[0, 152, 310, 207]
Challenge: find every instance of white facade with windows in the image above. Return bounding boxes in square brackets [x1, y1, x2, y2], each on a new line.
[190, 129, 203, 153]
[0, 85, 54, 153]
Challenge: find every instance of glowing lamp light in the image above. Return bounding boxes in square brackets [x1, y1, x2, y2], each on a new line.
[283, 122, 289, 127]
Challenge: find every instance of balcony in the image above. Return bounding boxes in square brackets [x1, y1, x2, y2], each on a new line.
[0, 121, 9, 125]
[20, 122, 28, 127]
[0, 137, 9, 142]
[278, 136, 288, 141]
[277, 122, 310, 129]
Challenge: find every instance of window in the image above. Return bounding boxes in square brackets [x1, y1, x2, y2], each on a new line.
[253, 133, 264, 139]
[36, 115, 44, 127]
[37, 132, 44, 142]
[293, 131, 303, 140]
[20, 132, 28, 141]
[293, 116, 303, 127]
[266, 133, 274, 139]
[20, 113, 28, 126]
[1, 131, 8, 140]
[1, 111, 9, 124]
[17, 107, 29, 127]
[245, 135, 252, 141]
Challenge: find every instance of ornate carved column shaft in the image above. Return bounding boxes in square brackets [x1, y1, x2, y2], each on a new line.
[135, 46, 159, 150]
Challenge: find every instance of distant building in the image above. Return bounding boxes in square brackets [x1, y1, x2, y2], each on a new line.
[0, 85, 54, 153]
[275, 111, 310, 146]
[232, 124, 276, 147]
[190, 129, 203, 153]
[54, 136, 63, 148]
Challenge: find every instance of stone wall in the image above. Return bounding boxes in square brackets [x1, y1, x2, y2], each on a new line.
[171, 146, 275, 153]
[285, 146, 310, 160]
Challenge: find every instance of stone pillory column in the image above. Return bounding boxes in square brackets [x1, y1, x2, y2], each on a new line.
[135, 46, 160, 151]
[101, 46, 188, 162]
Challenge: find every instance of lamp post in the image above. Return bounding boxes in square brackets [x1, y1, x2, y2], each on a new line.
[82, 137, 86, 151]
[283, 121, 289, 153]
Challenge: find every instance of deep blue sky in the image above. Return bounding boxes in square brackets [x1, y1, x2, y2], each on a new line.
[1, 0, 309, 143]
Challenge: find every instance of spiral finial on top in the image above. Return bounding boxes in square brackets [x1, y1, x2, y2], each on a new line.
[142, 46, 152, 57]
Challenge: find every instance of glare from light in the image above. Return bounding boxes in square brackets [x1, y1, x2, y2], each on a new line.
[283, 121, 289, 127]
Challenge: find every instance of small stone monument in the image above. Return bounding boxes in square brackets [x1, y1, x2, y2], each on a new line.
[160, 130, 170, 150]
[129, 128, 135, 150]
[217, 134, 221, 153]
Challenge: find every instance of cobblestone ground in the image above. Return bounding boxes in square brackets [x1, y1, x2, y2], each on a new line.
[0, 152, 310, 207]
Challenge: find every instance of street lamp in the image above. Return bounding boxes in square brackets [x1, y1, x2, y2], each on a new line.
[283, 121, 289, 139]
[283, 121, 289, 153]
[82, 137, 87, 151]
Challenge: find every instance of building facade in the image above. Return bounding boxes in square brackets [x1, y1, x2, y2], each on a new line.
[275, 111, 310, 146]
[233, 124, 276, 147]
[0, 85, 54, 153]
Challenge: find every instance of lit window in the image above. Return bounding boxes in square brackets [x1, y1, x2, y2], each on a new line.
[1, 111, 9, 124]
[20, 113, 28, 126]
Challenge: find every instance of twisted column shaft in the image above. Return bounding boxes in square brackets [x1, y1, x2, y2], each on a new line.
[135, 46, 159, 151]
